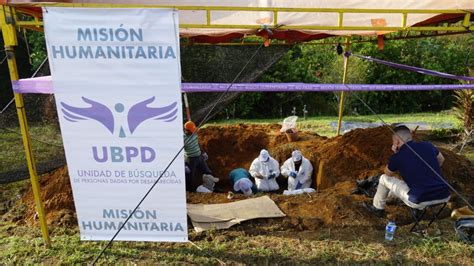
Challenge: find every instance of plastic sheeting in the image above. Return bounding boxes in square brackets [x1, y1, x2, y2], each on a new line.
[187, 196, 285, 232]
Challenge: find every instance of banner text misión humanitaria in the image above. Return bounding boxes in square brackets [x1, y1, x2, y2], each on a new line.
[51, 28, 177, 59]
[44, 8, 187, 242]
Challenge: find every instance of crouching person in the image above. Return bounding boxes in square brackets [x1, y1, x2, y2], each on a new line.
[249, 149, 280, 192]
[363, 125, 450, 217]
[229, 168, 258, 196]
[184, 121, 217, 192]
[281, 150, 313, 191]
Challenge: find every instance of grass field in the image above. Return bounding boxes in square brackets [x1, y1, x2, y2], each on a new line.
[0, 219, 473, 264]
[0, 125, 63, 175]
[210, 111, 462, 137]
[0, 112, 472, 264]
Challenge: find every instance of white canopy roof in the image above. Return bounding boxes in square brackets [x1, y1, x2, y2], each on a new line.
[6, 0, 474, 42]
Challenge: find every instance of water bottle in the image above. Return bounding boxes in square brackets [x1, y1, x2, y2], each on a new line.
[385, 221, 397, 241]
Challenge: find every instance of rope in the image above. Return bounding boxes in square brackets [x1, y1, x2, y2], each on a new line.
[342, 83, 473, 210]
[22, 29, 32, 65]
[1, 56, 58, 149]
[31, 57, 48, 79]
[0, 98, 15, 114]
[0, 56, 48, 114]
[0, 55, 7, 65]
[91, 43, 265, 264]
[347, 52, 474, 82]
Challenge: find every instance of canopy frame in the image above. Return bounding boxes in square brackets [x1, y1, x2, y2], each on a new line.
[8, 4, 474, 34]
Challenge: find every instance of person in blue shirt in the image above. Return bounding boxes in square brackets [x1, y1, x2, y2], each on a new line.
[364, 125, 450, 217]
[229, 168, 258, 196]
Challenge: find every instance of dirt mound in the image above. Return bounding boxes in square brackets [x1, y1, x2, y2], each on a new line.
[15, 124, 474, 227]
[19, 166, 77, 226]
[199, 124, 326, 188]
[200, 125, 391, 189]
[200, 125, 472, 191]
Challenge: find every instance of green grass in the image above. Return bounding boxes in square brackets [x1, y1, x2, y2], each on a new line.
[209, 111, 462, 137]
[0, 220, 473, 264]
[0, 124, 63, 175]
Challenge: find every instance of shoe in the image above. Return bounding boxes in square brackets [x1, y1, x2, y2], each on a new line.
[362, 202, 386, 218]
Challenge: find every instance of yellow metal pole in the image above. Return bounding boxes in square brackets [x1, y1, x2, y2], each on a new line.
[1, 5, 51, 247]
[336, 37, 351, 136]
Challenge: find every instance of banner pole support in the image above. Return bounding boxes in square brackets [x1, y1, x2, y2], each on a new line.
[183, 92, 192, 121]
[0, 5, 51, 248]
[336, 36, 351, 136]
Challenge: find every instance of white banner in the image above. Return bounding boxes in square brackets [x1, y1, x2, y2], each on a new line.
[43, 7, 187, 242]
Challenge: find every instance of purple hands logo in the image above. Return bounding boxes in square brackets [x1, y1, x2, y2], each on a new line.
[61, 97, 178, 138]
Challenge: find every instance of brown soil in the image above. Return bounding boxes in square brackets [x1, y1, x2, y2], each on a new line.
[187, 182, 425, 232]
[11, 124, 474, 230]
[19, 166, 77, 226]
[200, 124, 473, 192]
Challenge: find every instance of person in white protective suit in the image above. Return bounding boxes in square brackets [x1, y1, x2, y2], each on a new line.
[281, 150, 313, 191]
[249, 149, 280, 191]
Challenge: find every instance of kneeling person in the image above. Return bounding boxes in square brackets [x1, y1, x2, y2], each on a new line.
[364, 125, 450, 217]
[249, 149, 280, 192]
[229, 168, 258, 196]
[281, 150, 313, 191]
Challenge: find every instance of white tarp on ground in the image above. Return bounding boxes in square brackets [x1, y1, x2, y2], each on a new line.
[187, 196, 286, 232]
[44, 7, 188, 242]
[42, 0, 474, 36]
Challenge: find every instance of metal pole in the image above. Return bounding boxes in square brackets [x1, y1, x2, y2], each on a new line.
[336, 36, 351, 135]
[0, 5, 51, 247]
[183, 92, 191, 121]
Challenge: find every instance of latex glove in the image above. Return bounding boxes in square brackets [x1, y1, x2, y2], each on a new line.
[202, 152, 209, 161]
[268, 173, 276, 179]
[295, 181, 303, 190]
[290, 171, 297, 178]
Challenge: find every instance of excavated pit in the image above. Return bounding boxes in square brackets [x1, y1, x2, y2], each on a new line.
[7, 124, 473, 230]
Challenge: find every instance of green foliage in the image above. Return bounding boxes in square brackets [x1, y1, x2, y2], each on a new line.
[26, 31, 47, 71]
[430, 128, 462, 139]
[342, 36, 473, 114]
[452, 88, 474, 131]
[255, 34, 474, 117]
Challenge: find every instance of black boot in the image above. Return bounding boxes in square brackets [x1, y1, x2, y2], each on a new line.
[362, 202, 386, 218]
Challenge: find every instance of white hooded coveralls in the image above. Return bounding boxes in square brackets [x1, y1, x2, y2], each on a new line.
[249, 156, 280, 191]
[281, 157, 313, 191]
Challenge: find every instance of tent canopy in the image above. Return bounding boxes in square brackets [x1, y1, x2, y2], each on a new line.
[2, 0, 473, 43]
